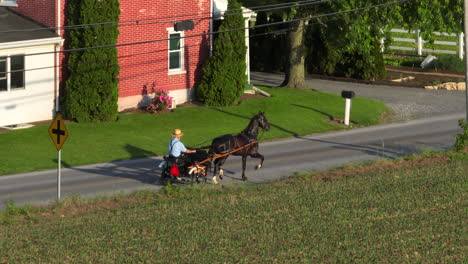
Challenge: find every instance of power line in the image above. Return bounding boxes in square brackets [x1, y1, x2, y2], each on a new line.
[0, 20, 319, 76]
[0, 0, 330, 34]
[0, 0, 410, 75]
[8, 0, 411, 58]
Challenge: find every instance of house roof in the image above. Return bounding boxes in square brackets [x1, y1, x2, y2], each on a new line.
[0, 7, 58, 44]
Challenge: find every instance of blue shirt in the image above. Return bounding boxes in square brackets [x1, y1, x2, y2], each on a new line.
[168, 138, 187, 157]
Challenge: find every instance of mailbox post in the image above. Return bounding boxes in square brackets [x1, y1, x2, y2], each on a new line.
[341, 90, 355, 126]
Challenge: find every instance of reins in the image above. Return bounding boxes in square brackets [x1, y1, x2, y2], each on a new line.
[188, 114, 268, 170]
[189, 140, 258, 168]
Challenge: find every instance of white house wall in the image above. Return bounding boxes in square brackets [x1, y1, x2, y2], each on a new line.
[0, 44, 56, 127]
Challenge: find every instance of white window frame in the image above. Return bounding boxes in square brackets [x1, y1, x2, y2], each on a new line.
[0, 54, 25, 92]
[167, 27, 186, 75]
[0, 0, 18, 7]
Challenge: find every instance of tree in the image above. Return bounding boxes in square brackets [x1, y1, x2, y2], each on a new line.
[305, 0, 395, 80]
[401, 0, 463, 39]
[241, 0, 464, 84]
[196, 0, 247, 106]
[63, 0, 120, 122]
[250, 11, 288, 73]
[241, 0, 314, 89]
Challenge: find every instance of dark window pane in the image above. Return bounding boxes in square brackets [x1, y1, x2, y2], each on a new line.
[11, 71, 24, 89]
[11, 55, 24, 71]
[0, 57, 5, 79]
[0, 79, 6, 91]
[0, 57, 6, 91]
[169, 52, 180, 69]
[169, 34, 180, 51]
[10, 55, 24, 89]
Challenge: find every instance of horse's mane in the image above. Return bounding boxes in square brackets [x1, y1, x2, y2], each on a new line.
[239, 113, 261, 139]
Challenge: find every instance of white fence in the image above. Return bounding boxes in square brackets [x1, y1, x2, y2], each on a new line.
[383, 29, 464, 59]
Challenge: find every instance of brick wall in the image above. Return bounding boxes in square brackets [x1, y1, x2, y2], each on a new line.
[14, 0, 57, 28]
[118, 0, 211, 100]
[13, 0, 67, 96]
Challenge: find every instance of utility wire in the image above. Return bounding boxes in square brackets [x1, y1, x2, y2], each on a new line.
[0, 0, 331, 34]
[0, 15, 378, 76]
[0, 0, 411, 75]
[0, 20, 322, 76]
[7, 0, 411, 57]
[0, 26, 290, 76]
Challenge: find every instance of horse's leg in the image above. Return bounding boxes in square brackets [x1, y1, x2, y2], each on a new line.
[216, 157, 228, 180]
[241, 155, 247, 181]
[211, 159, 219, 184]
[211, 157, 227, 184]
[250, 152, 264, 170]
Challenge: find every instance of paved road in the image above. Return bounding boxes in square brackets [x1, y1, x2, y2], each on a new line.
[251, 72, 467, 120]
[0, 112, 464, 210]
[1, 74, 466, 210]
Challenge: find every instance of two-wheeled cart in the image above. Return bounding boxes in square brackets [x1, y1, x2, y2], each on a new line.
[159, 141, 258, 185]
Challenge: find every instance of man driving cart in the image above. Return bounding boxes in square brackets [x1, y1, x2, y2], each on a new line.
[166, 128, 196, 181]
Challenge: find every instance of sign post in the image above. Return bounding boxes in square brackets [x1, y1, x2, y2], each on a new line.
[464, 0, 468, 121]
[48, 112, 69, 200]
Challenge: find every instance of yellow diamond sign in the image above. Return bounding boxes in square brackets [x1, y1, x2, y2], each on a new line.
[48, 112, 69, 150]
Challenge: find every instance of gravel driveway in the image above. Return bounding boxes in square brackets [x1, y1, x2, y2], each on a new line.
[251, 72, 467, 121]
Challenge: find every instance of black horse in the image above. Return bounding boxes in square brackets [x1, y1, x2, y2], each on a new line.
[208, 112, 270, 182]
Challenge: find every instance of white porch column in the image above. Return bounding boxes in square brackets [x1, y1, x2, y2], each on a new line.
[417, 30, 423, 56]
[459, 32, 464, 59]
[245, 17, 250, 84]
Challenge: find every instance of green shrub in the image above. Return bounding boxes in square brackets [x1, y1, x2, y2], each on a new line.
[63, 0, 120, 122]
[3, 199, 29, 217]
[384, 55, 424, 67]
[305, 22, 342, 76]
[196, 0, 247, 106]
[305, 23, 386, 80]
[428, 55, 465, 72]
[249, 12, 288, 73]
[454, 119, 468, 152]
[337, 39, 387, 80]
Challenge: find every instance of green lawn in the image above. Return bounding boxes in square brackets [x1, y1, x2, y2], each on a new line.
[0, 86, 387, 175]
[1, 153, 466, 263]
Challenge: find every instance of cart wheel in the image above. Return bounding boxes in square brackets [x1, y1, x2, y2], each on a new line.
[160, 167, 171, 185]
[188, 167, 206, 184]
[194, 172, 205, 184]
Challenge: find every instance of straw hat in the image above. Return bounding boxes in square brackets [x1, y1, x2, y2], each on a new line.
[172, 128, 184, 137]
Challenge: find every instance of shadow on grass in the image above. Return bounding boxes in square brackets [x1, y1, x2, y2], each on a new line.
[209, 107, 300, 137]
[208, 107, 254, 121]
[291, 104, 334, 120]
[124, 144, 156, 159]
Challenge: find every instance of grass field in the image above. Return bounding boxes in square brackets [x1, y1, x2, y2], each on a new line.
[0, 86, 386, 176]
[1, 152, 466, 263]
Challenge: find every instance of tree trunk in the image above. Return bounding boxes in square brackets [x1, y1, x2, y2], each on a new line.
[281, 20, 307, 89]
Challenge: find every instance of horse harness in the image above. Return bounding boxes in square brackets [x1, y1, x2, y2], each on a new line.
[191, 139, 258, 170]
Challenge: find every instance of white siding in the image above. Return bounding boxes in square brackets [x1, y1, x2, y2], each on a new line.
[0, 44, 56, 126]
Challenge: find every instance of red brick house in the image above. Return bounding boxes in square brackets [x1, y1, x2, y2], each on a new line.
[12, 0, 212, 112]
[1, 0, 255, 126]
